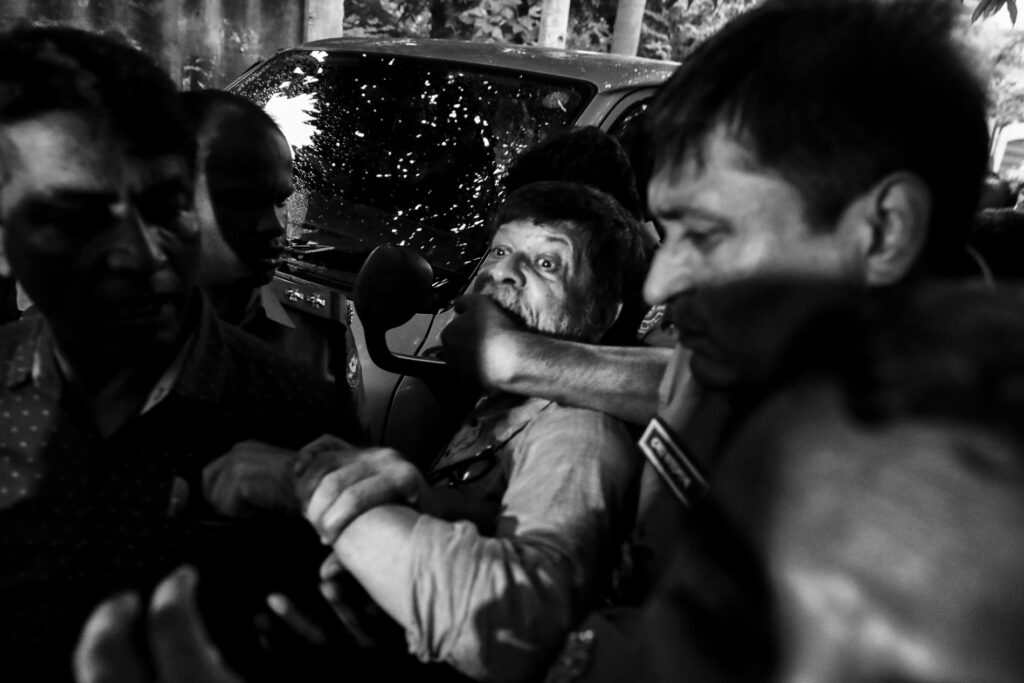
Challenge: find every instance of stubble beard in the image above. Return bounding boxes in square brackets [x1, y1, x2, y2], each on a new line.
[477, 282, 590, 341]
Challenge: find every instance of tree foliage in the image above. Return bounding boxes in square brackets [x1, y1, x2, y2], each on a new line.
[342, 0, 618, 49]
[972, 0, 1018, 25]
[639, 0, 761, 61]
[340, 1, 1023, 57]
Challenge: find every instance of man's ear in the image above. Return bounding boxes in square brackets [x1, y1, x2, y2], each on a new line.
[860, 172, 931, 286]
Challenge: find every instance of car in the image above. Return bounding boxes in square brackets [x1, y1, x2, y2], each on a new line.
[227, 37, 677, 461]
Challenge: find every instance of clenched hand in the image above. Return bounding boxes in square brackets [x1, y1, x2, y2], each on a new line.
[440, 294, 521, 390]
[294, 434, 428, 546]
[203, 440, 299, 517]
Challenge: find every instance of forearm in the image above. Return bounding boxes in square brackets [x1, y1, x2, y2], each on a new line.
[331, 504, 419, 629]
[495, 332, 671, 426]
[334, 507, 581, 681]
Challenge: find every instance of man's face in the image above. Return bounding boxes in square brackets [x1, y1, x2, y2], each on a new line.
[0, 111, 199, 359]
[624, 382, 1024, 682]
[194, 122, 291, 288]
[470, 219, 598, 340]
[645, 129, 866, 388]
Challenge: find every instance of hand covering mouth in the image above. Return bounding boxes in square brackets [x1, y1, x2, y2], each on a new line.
[478, 285, 531, 329]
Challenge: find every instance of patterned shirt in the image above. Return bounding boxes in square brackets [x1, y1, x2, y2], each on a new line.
[0, 299, 357, 682]
[404, 394, 640, 682]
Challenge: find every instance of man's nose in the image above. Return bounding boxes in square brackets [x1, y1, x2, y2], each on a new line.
[256, 204, 287, 238]
[644, 240, 699, 305]
[488, 253, 526, 288]
[106, 208, 169, 272]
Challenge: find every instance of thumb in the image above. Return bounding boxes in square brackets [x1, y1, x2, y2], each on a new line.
[73, 592, 147, 683]
[148, 565, 243, 683]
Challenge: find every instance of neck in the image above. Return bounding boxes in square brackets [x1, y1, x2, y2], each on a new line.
[48, 307, 196, 437]
[204, 281, 260, 325]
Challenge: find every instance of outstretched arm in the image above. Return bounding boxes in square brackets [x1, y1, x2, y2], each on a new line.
[442, 294, 671, 426]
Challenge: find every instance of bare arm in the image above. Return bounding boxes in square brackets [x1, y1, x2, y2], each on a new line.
[306, 409, 639, 681]
[330, 505, 420, 628]
[442, 295, 671, 425]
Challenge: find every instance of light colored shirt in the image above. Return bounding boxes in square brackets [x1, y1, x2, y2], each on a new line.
[404, 394, 640, 682]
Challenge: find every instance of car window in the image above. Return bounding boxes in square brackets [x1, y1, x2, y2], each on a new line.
[232, 49, 593, 305]
[609, 100, 648, 140]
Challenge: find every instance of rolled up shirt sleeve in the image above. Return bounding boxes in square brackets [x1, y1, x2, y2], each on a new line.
[404, 406, 639, 682]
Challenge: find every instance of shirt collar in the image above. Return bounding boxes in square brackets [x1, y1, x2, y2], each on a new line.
[259, 285, 295, 329]
[472, 393, 554, 443]
[165, 294, 230, 405]
[5, 315, 46, 392]
[6, 295, 228, 408]
[433, 394, 554, 471]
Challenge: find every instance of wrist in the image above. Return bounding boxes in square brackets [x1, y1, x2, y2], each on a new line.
[484, 329, 525, 390]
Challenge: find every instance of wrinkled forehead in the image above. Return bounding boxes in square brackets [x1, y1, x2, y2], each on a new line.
[491, 218, 586, 255]
[646, 126, 798, 225]
[0, 110, 189, 196]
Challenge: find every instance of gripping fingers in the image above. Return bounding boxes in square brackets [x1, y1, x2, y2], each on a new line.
[314, 477, 394, 545]
[302, 460, 373, 531]
[314, 463, 418, 545]
[297, 434, 356, 469]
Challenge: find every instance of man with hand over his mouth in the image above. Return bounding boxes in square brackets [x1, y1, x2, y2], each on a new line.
[211, 181, 648, 682]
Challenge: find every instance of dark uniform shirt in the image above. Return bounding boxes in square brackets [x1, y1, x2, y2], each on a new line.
[0, 300, 358, 682]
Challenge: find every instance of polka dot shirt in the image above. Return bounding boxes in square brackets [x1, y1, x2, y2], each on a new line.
[0, 304, 358, 682]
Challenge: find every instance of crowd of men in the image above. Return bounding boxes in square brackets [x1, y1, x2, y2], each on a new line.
[1, 0, 1022, 681]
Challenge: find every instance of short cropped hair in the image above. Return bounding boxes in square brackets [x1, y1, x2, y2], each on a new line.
[491, 180, 649, 341]
[0, 26, 191, 161]
[181, 89, 283, 159]
[504, 126, 645, 221]
[645, 0, 989, 278]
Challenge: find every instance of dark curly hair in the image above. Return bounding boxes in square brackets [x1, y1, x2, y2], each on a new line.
[645, 0, 989, 279]
[492, 180, 649, 343]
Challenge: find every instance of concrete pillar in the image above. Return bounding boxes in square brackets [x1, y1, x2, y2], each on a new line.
[304, 0, 344, 42]
[538, 0, 571, 48]
[611, 0, 645, 56]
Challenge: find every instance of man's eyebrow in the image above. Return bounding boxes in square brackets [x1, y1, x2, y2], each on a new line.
[536, 230, 576, 249]
[652, 202, 729, 227]
[541, 236, 573, 248]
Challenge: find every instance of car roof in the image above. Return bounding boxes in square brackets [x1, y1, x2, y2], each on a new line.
[290, 36, 679, 92]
